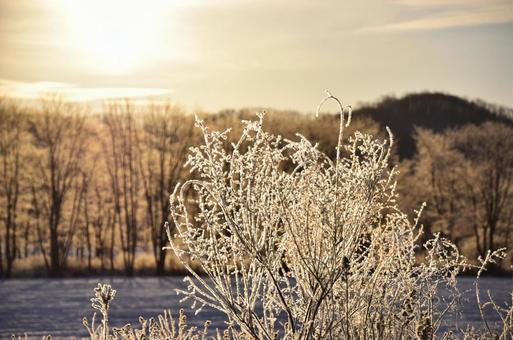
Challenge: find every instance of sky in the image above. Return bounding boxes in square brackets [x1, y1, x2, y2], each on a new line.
[0, 0, 512, 112]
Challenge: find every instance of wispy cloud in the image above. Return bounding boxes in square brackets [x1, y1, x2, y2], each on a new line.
[0, 79, 174, 101]
[359, 2, 513, 33]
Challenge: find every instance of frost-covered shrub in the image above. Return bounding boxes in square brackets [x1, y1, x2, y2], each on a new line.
[165, 93, 512, 339]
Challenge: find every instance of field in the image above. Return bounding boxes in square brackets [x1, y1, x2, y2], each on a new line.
[1, 277, 512, 339]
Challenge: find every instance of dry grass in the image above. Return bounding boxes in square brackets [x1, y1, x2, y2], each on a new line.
[9, 252, 203, 277]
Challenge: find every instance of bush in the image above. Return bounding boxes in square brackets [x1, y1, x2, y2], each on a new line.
[165, 92, 512, 339]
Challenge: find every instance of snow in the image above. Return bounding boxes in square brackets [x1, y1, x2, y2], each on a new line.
[0, 276, 511, 339]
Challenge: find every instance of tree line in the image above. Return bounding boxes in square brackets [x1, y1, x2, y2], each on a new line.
[0, 97, 197, 277]
[0, 96, 512, 277]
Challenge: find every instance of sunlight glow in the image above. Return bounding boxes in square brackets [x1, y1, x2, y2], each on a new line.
[62, 0, 172, 75]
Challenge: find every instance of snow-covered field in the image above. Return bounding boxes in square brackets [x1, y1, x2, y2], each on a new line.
[0, 277, 511, 339]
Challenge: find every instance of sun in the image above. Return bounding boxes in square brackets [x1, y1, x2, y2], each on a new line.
[62, 0, 171, 75]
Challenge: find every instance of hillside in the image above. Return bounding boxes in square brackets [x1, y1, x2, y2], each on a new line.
[355, 92, 513, 158]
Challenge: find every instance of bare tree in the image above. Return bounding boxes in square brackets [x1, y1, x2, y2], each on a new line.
[82, 149, 113, 272]
[451, 122, 513, 258]
[29, 98, 89, 276]
[401, 128, 471, 246]
[401, 123, 513, 263]
[138, 103, 194, 274]
[0, 98, 26, 277]
[102, 102, 141, 276]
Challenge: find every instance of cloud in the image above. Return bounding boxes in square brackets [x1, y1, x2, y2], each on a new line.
[0, 79, 174, 101]
[359, 2, 513, 33]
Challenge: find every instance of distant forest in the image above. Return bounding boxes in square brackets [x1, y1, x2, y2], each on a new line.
[1, 92, 512, 277]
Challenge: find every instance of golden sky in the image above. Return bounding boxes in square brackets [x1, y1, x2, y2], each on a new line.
[0, 0, 512, 111]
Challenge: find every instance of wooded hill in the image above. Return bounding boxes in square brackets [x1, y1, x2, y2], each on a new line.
[354, 92, 513, 158]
